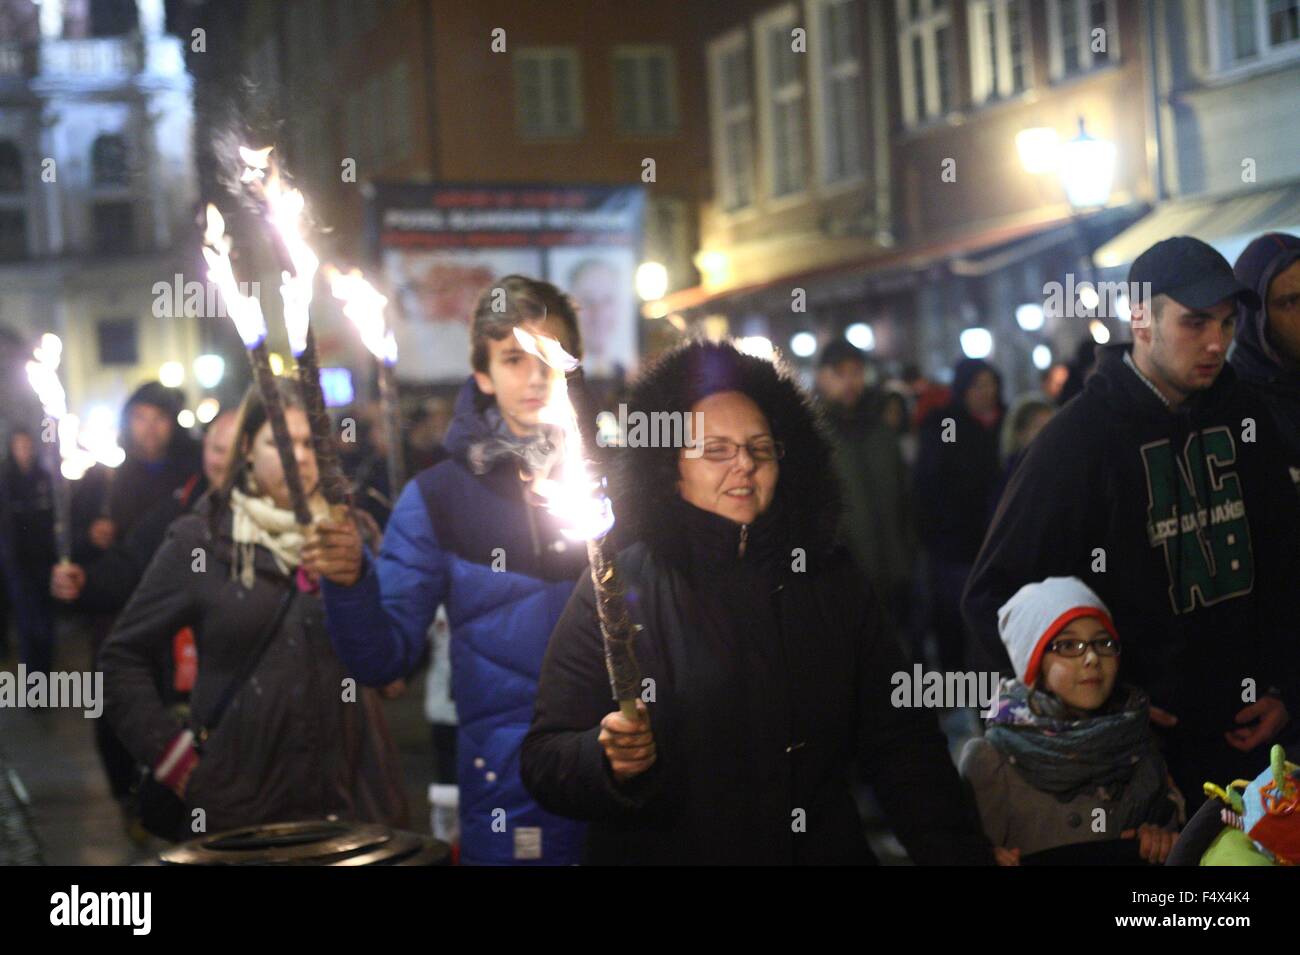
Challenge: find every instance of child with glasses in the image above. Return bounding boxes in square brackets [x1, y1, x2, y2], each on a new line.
[960, 577, 1183, 864]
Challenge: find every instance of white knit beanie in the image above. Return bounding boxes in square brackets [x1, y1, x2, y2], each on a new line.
[997, 577, 1117, 685]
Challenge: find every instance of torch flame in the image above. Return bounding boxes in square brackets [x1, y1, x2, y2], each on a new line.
[512, 327, 614, 541]
[202, 202, 268, 348]
[24, 344, 123, 480]
[240, 145, 319, 357]
[326, 266, 398, 365]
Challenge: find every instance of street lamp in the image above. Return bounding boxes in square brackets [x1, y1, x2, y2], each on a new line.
[1059, 117, 1117, 211]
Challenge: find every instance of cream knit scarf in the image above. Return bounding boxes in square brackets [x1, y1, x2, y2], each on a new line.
[229, 487, 325, 588]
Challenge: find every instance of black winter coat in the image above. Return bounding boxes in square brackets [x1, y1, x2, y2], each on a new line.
[914, 404, 1002, 564]
[522, 496, 992, 865]
[100, 498, 408, 833]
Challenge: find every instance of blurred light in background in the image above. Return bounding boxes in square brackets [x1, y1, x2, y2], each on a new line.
[1032, 344, 1053, 370]
[177, 409, 197, 429]
[737, 336, 774, 360]
[790, 332, 817, 358]
[1015, 303, 1045, 331]
[845, 322, 875, 351]
[196, 398, 220, 424]
[194, 353, 225, 389]
[1015, 127, 1061, 175]
[159, 361, 185, 388]
[635, 262, 669, 302]
[319, 367, 355, 407]
[1077, 282, 1100, 311]
[960, 327, 994, 359]
[268, 352, 285, 376]
[1089, 320, 1111, 344]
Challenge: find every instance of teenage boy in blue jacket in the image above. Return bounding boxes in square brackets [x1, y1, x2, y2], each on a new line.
[306, 276, 589, 864]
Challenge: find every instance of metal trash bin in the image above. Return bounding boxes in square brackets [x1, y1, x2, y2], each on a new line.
[158, 819, 451, 866]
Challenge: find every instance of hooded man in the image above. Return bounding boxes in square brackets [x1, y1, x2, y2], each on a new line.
[963, 236, 1300, 805]
[78, 381, 201, 554]
[1231, 232, 1300, 496]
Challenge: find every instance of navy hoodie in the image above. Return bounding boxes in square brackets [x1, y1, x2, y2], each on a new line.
[963, 345, 1300, 747]
[1231, 232, 1300, 495]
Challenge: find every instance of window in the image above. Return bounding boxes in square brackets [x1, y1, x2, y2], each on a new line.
[708, 29, 756, 212]
[1047, 0, 1118, 81]
[0, 209, 26, 260]
[89, 0, 138, 38]
[92, 134, 129, 187]
[515, 47, 583, 137]
[809, 0, 865, 186]
[92, 201, 134, 253]
[756, 5, 807, 199]
[897, 0, 954, 127]
[387, 61, 412, 162]
[969, 0, 1030, 103]
[96, 318, 138, 366]
[613, 46, 678, 135]
[0, 141, 21, 193]
[1210, 0, 1300, 71]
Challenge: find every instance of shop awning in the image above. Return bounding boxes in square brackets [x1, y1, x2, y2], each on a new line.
[1093, 179, 1300, 270]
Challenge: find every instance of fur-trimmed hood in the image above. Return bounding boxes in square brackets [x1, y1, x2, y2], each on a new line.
[604, 339, 841, 565]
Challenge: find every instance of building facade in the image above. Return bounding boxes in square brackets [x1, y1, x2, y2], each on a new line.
[238, 0, 710, 373]
[656, 0, 1165, 394]
[0, 0, 199, 423]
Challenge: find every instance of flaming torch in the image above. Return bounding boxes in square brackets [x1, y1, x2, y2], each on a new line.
[325, 266, 404, 498]
[201, 201, 312, 525]
[25, 335, 73, 561]
[512, 327, 640, 721]
[237, 145, 350, 508]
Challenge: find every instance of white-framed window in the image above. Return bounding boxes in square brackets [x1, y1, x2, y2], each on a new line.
[613, 46, 678, 135]
[1209, 0, 1300, 72]
[807, 0, 865, 186]
[1047, 0, 1118, 81]
[969, 0, 1030, 103]
[897, 0, 955, 128]
[755, 4, 808, 200]
[515, 47, 583, 138]
[708, 28, 757, 212]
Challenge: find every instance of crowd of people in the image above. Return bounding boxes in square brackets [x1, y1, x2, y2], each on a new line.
[0, 230, 1297, 865]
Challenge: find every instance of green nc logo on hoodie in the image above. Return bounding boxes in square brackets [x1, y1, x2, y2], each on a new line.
[1141, 426, 1254, 614]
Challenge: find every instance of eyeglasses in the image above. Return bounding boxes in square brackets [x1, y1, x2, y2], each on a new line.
[1046, 637, 1120, 658]
[694, 439, 786, 463]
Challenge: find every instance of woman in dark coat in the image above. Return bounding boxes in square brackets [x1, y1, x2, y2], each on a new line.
[521, 341, 991, 865]
[914, 358, 1004, 673]
[100, 383, 407, 838]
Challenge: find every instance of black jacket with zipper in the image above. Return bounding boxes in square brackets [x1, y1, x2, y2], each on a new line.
[522, 494, 992, 865]
[100, 497, 409, 833]
[963, 345, 1300, 786]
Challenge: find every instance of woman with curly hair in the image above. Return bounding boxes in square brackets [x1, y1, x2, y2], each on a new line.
[521, 340, 992, 865]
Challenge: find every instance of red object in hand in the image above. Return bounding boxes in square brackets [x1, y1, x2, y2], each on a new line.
[173, 627, 197, 694]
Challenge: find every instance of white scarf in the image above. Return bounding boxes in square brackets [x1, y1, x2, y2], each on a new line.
[229, 487, 326, 588]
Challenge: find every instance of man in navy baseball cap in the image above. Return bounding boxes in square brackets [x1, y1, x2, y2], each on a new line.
[1127, 236, 1260, 408]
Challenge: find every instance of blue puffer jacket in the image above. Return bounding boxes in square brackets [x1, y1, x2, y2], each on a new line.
[322, 378, 589, 865]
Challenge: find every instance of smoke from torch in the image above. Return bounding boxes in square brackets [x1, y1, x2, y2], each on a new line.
[513, 327, 640, 720]
[236, 145, 350, 508]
